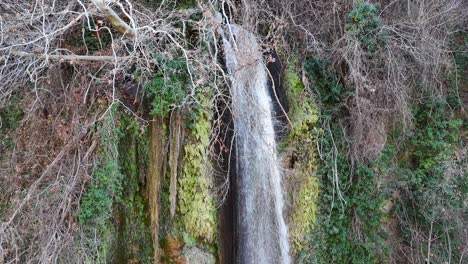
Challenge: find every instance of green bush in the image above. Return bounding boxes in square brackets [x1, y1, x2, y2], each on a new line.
[114, 114, 153, 263]
[304, 58, 349, 109]
[0, 95, 23, 149]
[345, 0, 383, 52]
[388, 98, 464, 262]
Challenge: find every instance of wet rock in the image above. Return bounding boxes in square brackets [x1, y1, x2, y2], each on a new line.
[182, 246, 215, 264]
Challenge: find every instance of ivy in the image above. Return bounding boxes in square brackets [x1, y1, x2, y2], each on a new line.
[78, 107, 125, 263]
[303, 57, 388, 263]
[303, 58, 349, 110]
[79, 108, 124, 226]
[145, 54, 187, 116]
[388, 98, 465, 262]
[114, 114, 153, 263]
[0, 94, 23, 150]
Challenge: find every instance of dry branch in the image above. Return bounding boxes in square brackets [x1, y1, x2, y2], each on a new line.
[91, 0, 136, 38]
[2, 51, 131, 62]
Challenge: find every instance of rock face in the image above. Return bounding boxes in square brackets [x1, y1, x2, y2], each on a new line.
[182, 246, 215, 264]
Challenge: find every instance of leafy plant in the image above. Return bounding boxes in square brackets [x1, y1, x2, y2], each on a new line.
[388, 98, 465, 262]
[79, 109, 124, 226]
[145, 55, 187, 116]
[303, 57, 388, 263]
[0, 95, 23, 149]
[345, 1, 383, 52]
[304, 58, 349, 109]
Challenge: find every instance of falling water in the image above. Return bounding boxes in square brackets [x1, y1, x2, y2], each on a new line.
[222, 24, 291, 264]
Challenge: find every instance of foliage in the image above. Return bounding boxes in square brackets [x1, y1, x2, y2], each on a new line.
[304, 57, 388, 263]
[177, 94, 217, 243]
[79, 109, 124, 226]
[69, 22, 112, 52]
[315, 131, 387, 263]
[303, 58, 349, 109]
[145, 55, 187, 116]
[77, 108, 125, 262]
[345, 1, 383, 52]
[447, 32, 467, 108]
[388, 97, 465, 262]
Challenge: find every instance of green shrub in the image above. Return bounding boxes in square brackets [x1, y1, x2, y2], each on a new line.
[303, 58, 349, 109]
[388, 98, 464, 262]
[0, 95, 23, 149]
[114, 114, 153, 263]
[345, 1, 383, 52]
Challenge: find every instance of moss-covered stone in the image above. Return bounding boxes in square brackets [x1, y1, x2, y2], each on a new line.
[177, 93, 217, 243]
[284, 60, 321, 254]
[114, 114, 153, 264]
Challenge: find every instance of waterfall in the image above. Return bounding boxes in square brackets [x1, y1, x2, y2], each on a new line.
[222, 24, 291, 264]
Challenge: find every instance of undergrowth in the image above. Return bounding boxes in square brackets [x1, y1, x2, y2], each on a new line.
[303, 57, 388, 263]
[114, 114, 153, 263]
[78, 109, 153, 263]
[78, 107, 124, 262]
[345, 0, 384, 52]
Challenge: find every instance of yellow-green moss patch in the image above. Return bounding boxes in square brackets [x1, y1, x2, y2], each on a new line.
[177, 94, 217, 243]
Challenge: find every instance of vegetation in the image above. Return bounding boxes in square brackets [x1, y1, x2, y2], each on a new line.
[114, 114, 153, 263]
[345, 0, 383, 52]
[303, 57, 387, 263]
[0, 0, 465, 263]
[385, 88, 465, 262]
[145, 55, 187, 116]
[79, 109, 123, 226]
[284, 63, 320, 254]
[0, 95, 23, 152]
[177, 94, 217, 244]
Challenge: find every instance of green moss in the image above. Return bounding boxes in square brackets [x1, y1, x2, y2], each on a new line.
[284, 61, 321, 254]
[114, 114, 153, 263]
[177, 94, 217, 244]
[78, 109, 153, 263]
[78, 107, 124, 262]
[290, 175, 319, 253]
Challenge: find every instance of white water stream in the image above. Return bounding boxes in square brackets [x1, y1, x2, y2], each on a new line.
[222, 24, 291, 264]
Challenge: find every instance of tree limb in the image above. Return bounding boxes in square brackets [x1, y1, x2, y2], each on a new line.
[2, 51, 131, 62]
[91, 0, 136, 38]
